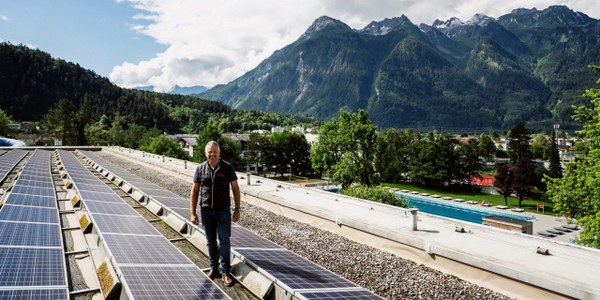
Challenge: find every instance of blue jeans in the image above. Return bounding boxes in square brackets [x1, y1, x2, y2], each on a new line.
[200, 208, 232, 274]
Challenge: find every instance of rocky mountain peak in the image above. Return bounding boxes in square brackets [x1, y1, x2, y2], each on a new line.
[360, 15, 414, 36]
[498, 5, 593, 28]
[303, 16, 348, 36]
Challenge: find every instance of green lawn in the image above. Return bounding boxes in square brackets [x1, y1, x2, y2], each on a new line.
[382, 182, 556, 215]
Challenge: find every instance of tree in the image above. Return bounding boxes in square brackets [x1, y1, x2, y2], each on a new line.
[547, 134, 563, 178]
[84, 122, 109, 146]
[546, 65, 600, 248]
[494, 164, 513, 206]
[577, 211, 600, 249]
[407, 132, 458, 188]
[245, 132, 266, 175]
[42, 99, 77, 145]
[311, 109, 377, 188]
[75, 104, 92, 145]
[457, 138, 483, 185]
[477, 133, 497, 166]
[375, 129, 416, 183]
[507, 123, 536, 207]
[139, 135, 191, 160]
[108, 115, 128, 147]
[530, 134, 550, 160]
[263, 130, 311, 177]
[0, 109, 11, 136]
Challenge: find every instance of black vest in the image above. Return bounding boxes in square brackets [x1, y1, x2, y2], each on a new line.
[194, 160, 237, 209]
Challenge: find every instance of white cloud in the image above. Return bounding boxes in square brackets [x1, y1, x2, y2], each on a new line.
[110, 0, 600, 92]
[0, 15, 10, 21]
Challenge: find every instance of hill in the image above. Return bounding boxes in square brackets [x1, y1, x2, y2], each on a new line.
[0, 42, 317, 134]
[200, 5, 600, 132]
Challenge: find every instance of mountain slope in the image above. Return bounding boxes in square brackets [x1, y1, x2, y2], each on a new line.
[0, 42, 230, 131]
[201, 5, 600, 131]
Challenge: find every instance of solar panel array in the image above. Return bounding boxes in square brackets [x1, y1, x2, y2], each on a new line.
[80, 151, 191, 218]
[0, 149, 27, 183]
[79, 150, 383, 299]
[57, 150, 229, 300]
[0, 150, 69, 298]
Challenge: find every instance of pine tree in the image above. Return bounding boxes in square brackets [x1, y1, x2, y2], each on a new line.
[507, 123, 536, 207]
[547, 134, 563, 178]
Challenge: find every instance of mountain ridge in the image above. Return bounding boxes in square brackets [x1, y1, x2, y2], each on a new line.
[200, 5, 600, 131]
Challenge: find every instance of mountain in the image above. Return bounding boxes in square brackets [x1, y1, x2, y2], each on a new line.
[0, 42, 230, 132]
[0, 42, 319, 135]
[201, 5, 600, 132]
[133, 84, 208, 95]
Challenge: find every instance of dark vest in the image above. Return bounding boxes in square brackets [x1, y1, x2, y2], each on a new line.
[193, 160, 237, 209]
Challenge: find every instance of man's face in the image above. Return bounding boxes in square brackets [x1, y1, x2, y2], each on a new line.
[205, 145, 220, 165]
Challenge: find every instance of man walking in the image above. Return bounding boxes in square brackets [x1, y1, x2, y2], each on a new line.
[190, 141, 241, 286]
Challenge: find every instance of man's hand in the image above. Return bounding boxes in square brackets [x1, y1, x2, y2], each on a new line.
[232, 211, 240, 222]
[190, 213, 199, 225]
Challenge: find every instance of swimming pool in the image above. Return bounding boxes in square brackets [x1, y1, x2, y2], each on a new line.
[398, 193, 534, 224]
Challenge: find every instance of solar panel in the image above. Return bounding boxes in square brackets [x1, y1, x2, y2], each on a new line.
[84, 200, 139, 216]
[13, 179, 54, 189]
[0, 204, 59, 224]
[78, 190, 123, 202]
[231, 226, 282, 249]
[150, 196, 189, 208]
[15, 174, 52, 183]
[298, 289, 385, 300]
[10, 185, 55, 197]
[0, 150, 27, 182]
[0, 288, 68, 299]
[103, 234, 191, 265]
[92, 214, 161, 235]
[3, 194, 56, 208]
[143, 189, 180, 198]
[0, 221, 61, 247]
[0, 151, 68, 296]
[58, 150, 230, 300]
[78, 151, 386, 299]
[170, 207, 191, 219]
[0, 247, 66, 286]
[75, 183, 114, 193]
[236, 248, 358, 290]
[120, 265, 229, 300]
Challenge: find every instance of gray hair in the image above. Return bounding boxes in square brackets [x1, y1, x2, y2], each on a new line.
[205, 140, 220, 151]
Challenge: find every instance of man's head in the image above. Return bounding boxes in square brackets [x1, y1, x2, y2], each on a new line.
[205, 141, 221, 166]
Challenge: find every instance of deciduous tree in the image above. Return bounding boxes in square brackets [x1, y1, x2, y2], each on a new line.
[547, 65, 600, 248]
[311, 109, 377, 188]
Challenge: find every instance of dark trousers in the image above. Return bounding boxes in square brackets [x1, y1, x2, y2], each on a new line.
[201, 208, 232, 274]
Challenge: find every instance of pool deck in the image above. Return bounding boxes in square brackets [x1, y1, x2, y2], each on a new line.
[104, 147, 600, 300]
[400, 192, 579, 243]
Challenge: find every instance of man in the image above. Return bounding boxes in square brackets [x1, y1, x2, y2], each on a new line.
[190, 141, 241, 287]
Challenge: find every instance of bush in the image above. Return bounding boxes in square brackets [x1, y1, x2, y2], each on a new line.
[341, 186, 406, 207]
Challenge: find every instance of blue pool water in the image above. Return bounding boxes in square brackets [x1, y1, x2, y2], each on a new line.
[398, 194, 534, 224]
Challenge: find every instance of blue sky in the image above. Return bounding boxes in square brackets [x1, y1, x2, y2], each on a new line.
[1, 1, 598, 92]
[0, 1, 164, 77]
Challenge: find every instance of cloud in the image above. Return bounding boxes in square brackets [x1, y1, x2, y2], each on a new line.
[0, 15, 9, 21]
[110, 0, 600, 92]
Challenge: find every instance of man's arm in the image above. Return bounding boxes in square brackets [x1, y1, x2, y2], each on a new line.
[231, 180, 241, 222]
[190, 182, 200, 225]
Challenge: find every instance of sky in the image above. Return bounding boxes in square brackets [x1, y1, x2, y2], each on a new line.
[1, 1, 599, 92]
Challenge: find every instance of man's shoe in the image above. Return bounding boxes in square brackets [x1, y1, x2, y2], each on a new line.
[222, 274, 234, 287]
[207, 269, 220, 279]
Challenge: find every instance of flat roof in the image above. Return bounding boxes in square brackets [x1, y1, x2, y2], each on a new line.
[102, 146, 600, 300]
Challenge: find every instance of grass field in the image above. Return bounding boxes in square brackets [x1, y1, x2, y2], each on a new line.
[382, 182, 556, 215]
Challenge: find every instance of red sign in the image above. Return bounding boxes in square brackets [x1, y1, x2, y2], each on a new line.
[471, 175, 495, 187]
